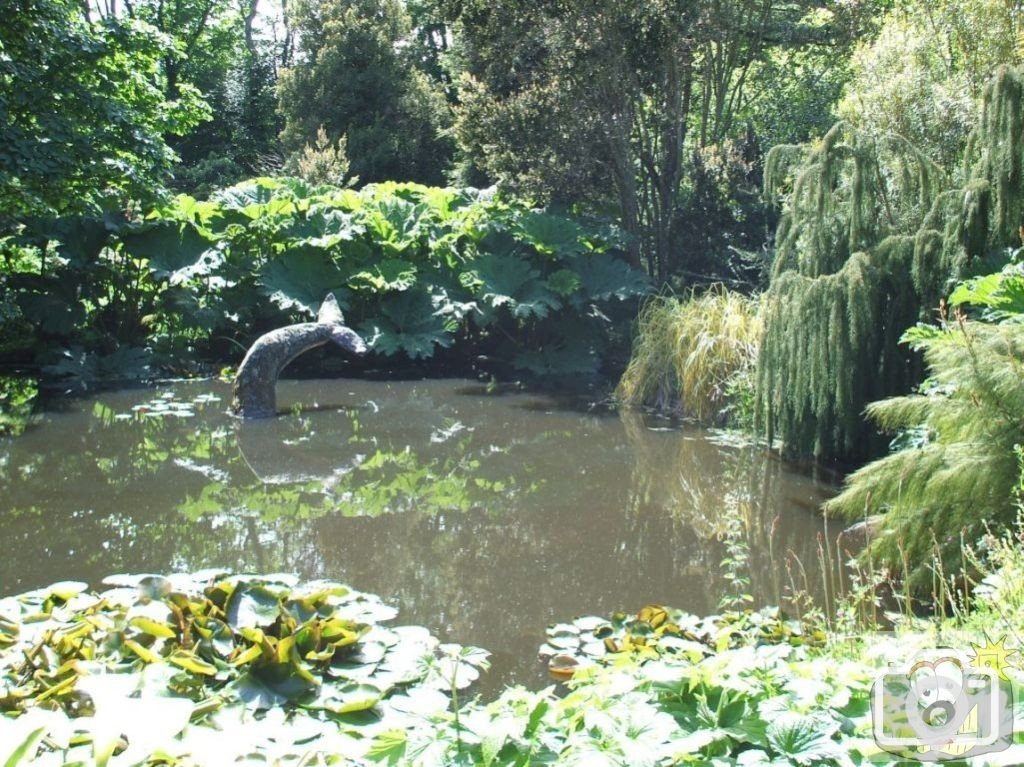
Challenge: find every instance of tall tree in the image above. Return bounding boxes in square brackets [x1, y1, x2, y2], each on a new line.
[277, 0, 453, 185]
[756, 64, 1024, 464]
[111, 0, 281, 194]
[446, 0, 866, 279]
[0, 0, 207, 229]
[836, 0, 1023, 168]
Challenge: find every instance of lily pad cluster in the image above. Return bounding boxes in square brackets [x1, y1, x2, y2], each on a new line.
[0, 573, 489, 766]
[123, 392, 222, 420]
[540, 605, 829, 679]
[471, 611, 1019, 766]
[4, 578, 1020, 766]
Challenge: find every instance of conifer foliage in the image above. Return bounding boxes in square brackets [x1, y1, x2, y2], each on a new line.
[757, 124, 939, 462]
[757, 67, 1024, 464]
[826, 266, 1024, 589]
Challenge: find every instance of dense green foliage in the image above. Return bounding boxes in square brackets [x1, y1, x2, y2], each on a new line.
[277, 0, 452, 185]
[101, 0, 286, 195]
[0, 573, 490, 765]
[0, 0, 207, 228]
[617, 288, 761, 425]
[0, 378, 37, 437]
[756, 125, 936, 462]
[0, 179, 648, 378]
[447, 0, 869, 280]
[757, 65, 1024, 463]
[8, 0, 1024, 762]
[4, 573, 1022, 766]
[837, 0, 1022, 168]
[826, 263, 1024, 589]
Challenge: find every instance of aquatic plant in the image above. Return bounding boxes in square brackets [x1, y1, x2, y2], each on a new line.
[616, 287, 761, 424]
[0, 572, 488, 765]
[4, 574, 1023, 765]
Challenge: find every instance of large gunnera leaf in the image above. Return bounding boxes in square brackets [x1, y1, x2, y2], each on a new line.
[469, 253, 561, 320]
[513, 211, 586, 256]
[349, 259, 418, 293]
[569, 249, 647, 301]
[360, 290, 453, 359]
[362, 197, 430, 254]
[27, 214, 112, 267]
[214, 177, 281, 211]
[214, 178, 297, 224]
[572, 253, 651, 302]
[122, 221, 215, 282]
[16, 289, 84, 335]
[287, 206, 365, 249]
[260, 247, 350, 317]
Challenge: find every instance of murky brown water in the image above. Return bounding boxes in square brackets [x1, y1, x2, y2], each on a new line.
[0, 378, 837, 692]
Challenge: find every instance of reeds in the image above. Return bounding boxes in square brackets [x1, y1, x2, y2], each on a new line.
[616, 286, 762, 424]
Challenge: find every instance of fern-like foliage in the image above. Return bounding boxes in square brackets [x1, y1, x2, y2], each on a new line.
[757, 127, 938, 461]
[826, 310, 1024, 590]
[758, 251, 915, 459]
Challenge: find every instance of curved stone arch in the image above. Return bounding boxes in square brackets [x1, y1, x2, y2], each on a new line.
[231, 293, 368, 418]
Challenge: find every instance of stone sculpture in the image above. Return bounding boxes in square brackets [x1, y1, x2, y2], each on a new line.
[232, 293, 367, 418]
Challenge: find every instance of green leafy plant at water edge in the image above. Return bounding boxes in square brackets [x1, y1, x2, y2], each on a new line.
[757, 66, 1024, 463]
[539, 604, 827, 674]
[616, 287, 761, 425]
[4, 576, 1024, 765]
[0, 377, 38, 437]
[0, 179, 649, 380]
[826, 262, 1024, 592]
[471, 604, 1022, 766]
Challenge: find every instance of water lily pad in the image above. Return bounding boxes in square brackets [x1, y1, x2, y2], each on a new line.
[547, 654, 580, 681]
[572, 616, 607, 631]
[320, 681, 382, 713]
[226, 585, 281, 631]
[45, 582, 88, 601]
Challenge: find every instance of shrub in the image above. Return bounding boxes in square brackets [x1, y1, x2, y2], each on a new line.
[3, 179, 650, 379]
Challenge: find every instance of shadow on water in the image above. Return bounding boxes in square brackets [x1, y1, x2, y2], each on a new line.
[0, 378, 836, 694]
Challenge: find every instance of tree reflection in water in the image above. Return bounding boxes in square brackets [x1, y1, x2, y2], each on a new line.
[0, 379, 834, 691]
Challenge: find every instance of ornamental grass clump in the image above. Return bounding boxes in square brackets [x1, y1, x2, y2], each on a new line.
[616, 287, 762, 424]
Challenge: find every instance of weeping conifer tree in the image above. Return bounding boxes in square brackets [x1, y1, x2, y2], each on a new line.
[757, 66, 1024, 464]
[823, 67, 1024, 590]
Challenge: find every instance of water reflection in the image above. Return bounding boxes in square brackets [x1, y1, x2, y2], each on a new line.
[0, 379, 835, 692]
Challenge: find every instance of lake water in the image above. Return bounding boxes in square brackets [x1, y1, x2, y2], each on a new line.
[0, 378, 837, 693]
